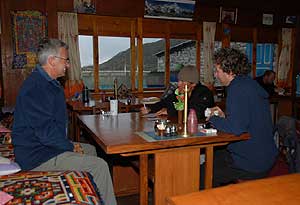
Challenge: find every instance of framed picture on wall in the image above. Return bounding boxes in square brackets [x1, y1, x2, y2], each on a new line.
[284, 16, 297, 25]
[144, 0, 196, 21]
[74, 0, 96, 14]
[262, 13, 273, 25]
[219, 7, 238, 24]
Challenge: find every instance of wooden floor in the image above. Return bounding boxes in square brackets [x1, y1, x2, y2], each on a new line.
[117, 194, 139, 205]
[117, 193, 153, 205]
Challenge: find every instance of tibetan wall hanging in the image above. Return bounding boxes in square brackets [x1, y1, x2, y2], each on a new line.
[11, 10, 47, 70]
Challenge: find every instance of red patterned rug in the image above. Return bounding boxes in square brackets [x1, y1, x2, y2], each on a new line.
[0, 171, 103, 204]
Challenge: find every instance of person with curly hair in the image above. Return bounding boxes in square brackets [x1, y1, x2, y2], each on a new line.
[206, 48, 278, 187]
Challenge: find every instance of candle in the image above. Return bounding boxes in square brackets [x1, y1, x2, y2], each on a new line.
[182, 84, 188, 137]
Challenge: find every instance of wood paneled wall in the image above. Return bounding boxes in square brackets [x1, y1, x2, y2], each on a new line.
[0, 0, 298, 107]
[1, 0, 49, 107]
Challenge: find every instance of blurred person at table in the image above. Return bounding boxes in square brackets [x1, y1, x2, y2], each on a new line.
[206, 48, 278, 187]
[12, 38, 116, 205]
[255, 70, 284, 96]
[140, 65, 214, 120]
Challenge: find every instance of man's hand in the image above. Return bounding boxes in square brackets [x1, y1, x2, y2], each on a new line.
[155, 108, 168, 116]
[206, 106, 225, 121]
[275, 87, 285, 95]
[140, 106, 150, 115]
[73, 143, 84, 154]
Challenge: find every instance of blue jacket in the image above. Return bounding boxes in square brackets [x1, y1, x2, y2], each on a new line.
[12, 65, 74, 170]
[210, 75, 278, 173]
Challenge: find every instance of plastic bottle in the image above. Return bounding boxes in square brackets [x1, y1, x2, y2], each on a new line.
[188, 109, 198, 135]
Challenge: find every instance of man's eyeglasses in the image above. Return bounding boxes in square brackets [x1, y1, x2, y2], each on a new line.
[54, 56, 70, 64]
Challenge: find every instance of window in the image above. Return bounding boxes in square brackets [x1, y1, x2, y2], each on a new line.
[79, 35, 94, 90]
[169, 39, 196, 83]
[211, 41, 222, 86]
[98, 36, 131, 90]
[230, 42, 252, 63]
[231, 42, 278, 77]
[256, 43, 277, 77]
[142, 38, 165, 88]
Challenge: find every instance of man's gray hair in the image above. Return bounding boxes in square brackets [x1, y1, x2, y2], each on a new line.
[37, 38, 68, 65]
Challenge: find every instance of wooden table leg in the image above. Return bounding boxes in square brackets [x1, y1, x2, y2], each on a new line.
[205, 146, 214, 189]
[75, 113, 81, 142]
[71, 111, 77, 141]
[154, 148, 200, 205]
[273, 102, 278, 124]
[140, 154, 148, 205]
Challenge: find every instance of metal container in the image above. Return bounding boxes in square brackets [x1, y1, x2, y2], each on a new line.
[164, 125, 172, 137]
[170, 124, 177, 136]
[154, 119, 170, 136]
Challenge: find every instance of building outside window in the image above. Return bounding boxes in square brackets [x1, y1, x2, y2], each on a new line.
[98, 36, 131, 90]
[142, 38, 165, 88]
[79, 35, 94, 89]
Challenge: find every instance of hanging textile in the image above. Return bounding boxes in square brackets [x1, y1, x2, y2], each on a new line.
[57, 12, 83, 99]
[277, 28, 292, 88]
[203, 22, 216, 85]
[11, 10, 47, 71]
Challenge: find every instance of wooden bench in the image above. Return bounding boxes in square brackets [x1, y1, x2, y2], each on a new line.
[167, 173, 300, 205]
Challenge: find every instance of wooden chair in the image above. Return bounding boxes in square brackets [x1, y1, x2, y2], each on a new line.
[118, 102, 129, 113]
[92, 101, 129, 114]
[92, 102, 110, 114]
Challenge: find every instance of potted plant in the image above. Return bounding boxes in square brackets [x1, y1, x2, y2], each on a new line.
[173, 88, 184, 125]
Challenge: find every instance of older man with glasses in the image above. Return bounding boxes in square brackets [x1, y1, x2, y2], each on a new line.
[12, 38, 117, 205]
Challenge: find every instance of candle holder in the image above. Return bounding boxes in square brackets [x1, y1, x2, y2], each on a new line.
[182, 84, 189, 137]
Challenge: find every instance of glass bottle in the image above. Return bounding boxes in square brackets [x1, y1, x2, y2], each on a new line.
[296, 74, 300, 95]
[113, 79, 118, 100]
[82, 86, 89, 103]
[100, 91, 106, 102]
[188, 109, 198, 135]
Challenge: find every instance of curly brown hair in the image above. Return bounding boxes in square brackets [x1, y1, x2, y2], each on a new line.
[213, 48, 251, 75]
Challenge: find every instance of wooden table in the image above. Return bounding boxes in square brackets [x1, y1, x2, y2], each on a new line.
[67, 99, 142, 140]
[269, 95, 293, 124]
[66, 100, 95, 140]
[77, 113, 250, 205]
[167, 173, 300, 205]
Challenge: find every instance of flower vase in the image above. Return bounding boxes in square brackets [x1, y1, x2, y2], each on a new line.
[177, 110, 184, 132]
[178, 110, 183, 125]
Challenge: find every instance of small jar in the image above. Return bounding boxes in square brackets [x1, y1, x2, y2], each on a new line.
[164, 125, 172, 137]
[154, 119, 170, 136]
[170, 124, 177, 136]
[154, 120, 160, 134]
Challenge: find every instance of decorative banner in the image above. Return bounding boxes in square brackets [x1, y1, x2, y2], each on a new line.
[11, 11, 47, 70]
[144, 0, 196, 21]
[284, 16, 297, 25]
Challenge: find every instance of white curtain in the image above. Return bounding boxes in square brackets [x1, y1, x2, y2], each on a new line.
[203, 22, 216, 85]
[57, 12, 81, 83]
[278, 28, 292, 83]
